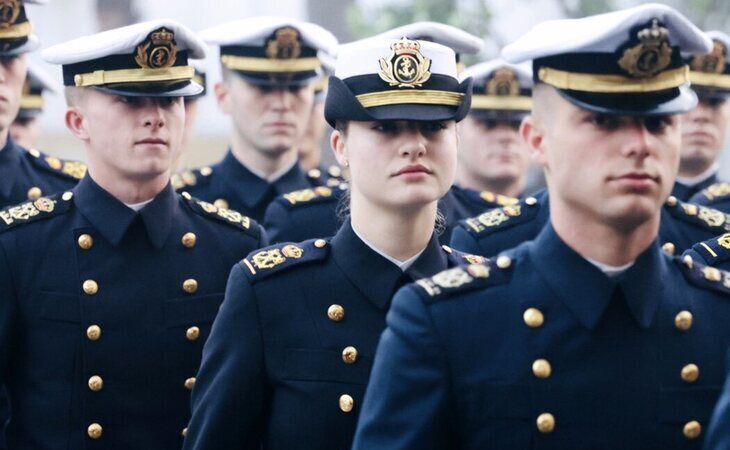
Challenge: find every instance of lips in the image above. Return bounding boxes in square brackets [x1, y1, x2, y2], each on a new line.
[393, 164, 432, 176]
[136, 138, 167, 145]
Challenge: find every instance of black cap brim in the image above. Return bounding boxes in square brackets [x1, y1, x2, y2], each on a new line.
[556, 84, 698, 116]
[91, 80, 204, 98]
[468, 109, 529, 122]
[232, 70, 317, 88]
[691, 86, 730, 103]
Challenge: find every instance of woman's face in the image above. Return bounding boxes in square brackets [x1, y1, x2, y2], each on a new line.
[332, 120, 458, 212]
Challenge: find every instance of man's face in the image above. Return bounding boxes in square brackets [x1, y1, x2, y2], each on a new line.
[457, 115, 531, 188]
[217, 76, 314, 158]
[0, 54, 27, 134]
[9, 116, 40, 148]
[73, 90, 185, 181]
[298, 101, 326, 170]
[679, 98, 730, 176]
[526, 88, 681, 231]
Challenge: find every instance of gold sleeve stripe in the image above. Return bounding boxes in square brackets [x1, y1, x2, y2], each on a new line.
[470, 95, 532, 111]
[74, 66, 194, 87]
[221, 55, 321, 73]
[700, 242, 718, 258]
[243, 259, 257, 275]
[356, 90, 464, 108]
[538, 65, 689, 93]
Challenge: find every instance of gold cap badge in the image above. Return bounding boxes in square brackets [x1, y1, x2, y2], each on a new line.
[266, 27, 302, 60]
[691, 40, 726, 74]
[618, 19, 673, 78]
[135, 27, 178, 69]
[379, 37, 432, 88]
[487, 68, 520, 96]
[0, 0, 20, 30]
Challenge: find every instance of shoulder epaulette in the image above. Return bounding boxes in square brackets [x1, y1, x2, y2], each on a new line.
[676, 255, 730, 296]
[691, 182, 730, 205]
[664, 196, 730, 233]
[0, 191, 74, 233]
[460, 195, 541, 236]
[307, 165, 348, 188]
[441, 244, 489, 265]
[685, 233, 730, 267]
[171, 167, 213, 191]
[241, 238, 330, 282]
[26, 149, 87, 180]
[475, 189, 519, 207]
[413, 258, 511, 304]
[181, 192, 261, 238]
[274, 185, 345, 210]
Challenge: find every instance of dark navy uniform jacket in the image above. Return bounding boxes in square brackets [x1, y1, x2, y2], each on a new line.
[172, 150, 342, 223]
[683, 232, 730, 271]
[672, 175, 718, 202]
[0, 138, 85, 209]
[704, 351, 730, 450]
[353, 224, 730, 450]
[689, 181, 730, 213]
[450, 189, 730, 257]
[263, 184, 518, 243]
[0, 175, 266, 449]
[183, 220, 484, 450]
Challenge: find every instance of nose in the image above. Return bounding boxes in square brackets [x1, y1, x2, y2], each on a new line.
[399, 128, 427, 159]
[685, 102, 712, 123]
[270, 88, 293, 111]
[621, 120, 653, 159]
[144, 99, 166, 129]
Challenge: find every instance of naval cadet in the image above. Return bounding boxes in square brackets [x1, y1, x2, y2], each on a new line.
[456, 58, 533, 198]
[671, 31, 730, 202]
[0, 0, 85, 210]
[0, 20, 266, 449]
[172, 17, 342, 222]
[262, 21, 516, 243]
[184, 37, 481, 450]
[9, 62, 57, 149]
[353, 5, 730, 449]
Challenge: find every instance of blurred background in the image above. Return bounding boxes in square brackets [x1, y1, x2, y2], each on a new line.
[27, 0, 730, 175]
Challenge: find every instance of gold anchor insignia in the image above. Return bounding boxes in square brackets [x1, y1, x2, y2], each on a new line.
[618, 19, 673, 78]
[135, 27, 178, 69]
[487, 68, 520, 96]
[0, 0, 20, 29]
[718, 233, 730, 250]
[61, 161, 87, 179]
[196, 200, 218, 214]
[431, 268, 473, 289]
[281, 244, 304, 258]
[463, 254, 486, 265]
[216, 208, 251, 229]
[0, 197, 56, 225]
[705, 183, 730, 199]
[251, 249, 286, 269]
[265, 27, 302, 60]
[691, 40, 726, 74]
[698, 206, 727, 227]
[378, 37, 432, 88]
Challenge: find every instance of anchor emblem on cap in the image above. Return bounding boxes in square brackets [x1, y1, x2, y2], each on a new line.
[0, 0, 20, 29]
[618, 19, 673, 78]
[487, 67, 520, 96]
[379, 37, 432, 88]
[691, 39, 726, 74]
[135, 27, 178, 69]
[266, 27, 302, 60]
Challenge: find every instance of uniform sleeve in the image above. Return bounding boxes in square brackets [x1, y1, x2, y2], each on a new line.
[352, 285, 456, 450]
[183, 264, 268, 450]
[449, 224, 485, 256]
[262, 201, 293, 244]
[0, 239, 18, 385]
[703, 349, 730, 450]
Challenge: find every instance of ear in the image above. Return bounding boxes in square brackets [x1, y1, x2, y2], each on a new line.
[330, 129, 348, 166]
[64, 107, 89, 141]
[214, 81, 232, 114]
[520, 115, 547, 166]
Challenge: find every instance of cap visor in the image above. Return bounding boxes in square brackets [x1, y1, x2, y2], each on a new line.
[557, 85, 698, 116]
[91, 80, 204, 98]
[1, 35, 38, 56]
[233, 71, 317, 88]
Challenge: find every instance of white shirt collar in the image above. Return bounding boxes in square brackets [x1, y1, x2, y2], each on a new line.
[351, 223, 427, 271]
[583, 255, 635, 278]
[675, 162, 719, 187]
[124, 198, 154, 212]
[246, 158, 298, 183]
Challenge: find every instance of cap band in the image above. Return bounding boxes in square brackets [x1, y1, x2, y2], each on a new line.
[538, 65, 689, 93]
[221, 54, 320, 73]
[19, 94, 42, 109]
[73, 66, 194, 87]
[355, 89, 464, 108]
[0, 20, 31, 39]
[690, 71, 730, 90]
[470, 95, 532, 111]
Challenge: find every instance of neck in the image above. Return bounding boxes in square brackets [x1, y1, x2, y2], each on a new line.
[676, 162, 718, 185]
[229, 132, 298, 178]
[457, 168, 524, 198]
[549, 196, 658, 266]
[349, 190, 436, 262]
[0, 128, 9, 151]
[87, 164, 169, 204]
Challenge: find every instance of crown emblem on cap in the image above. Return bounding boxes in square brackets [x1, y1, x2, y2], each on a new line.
[135, 27, 178, 70]
[618, 19, 673, 78]
[487, 68, 519, 96]
[691, 40, 726, 74]
[0, 0, 20, 29]
[266, 27, 302, 60]
[379, 37, 432, 88]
